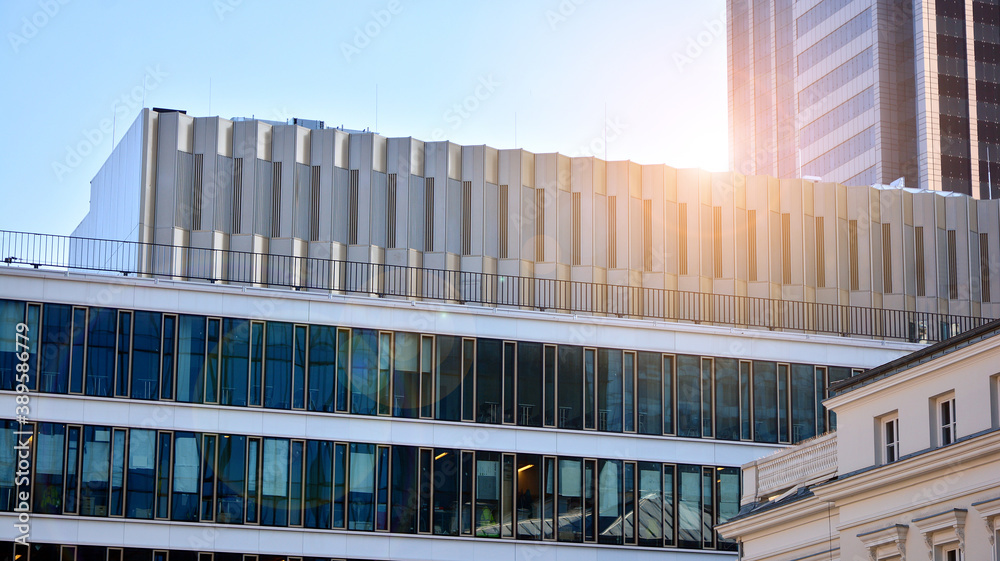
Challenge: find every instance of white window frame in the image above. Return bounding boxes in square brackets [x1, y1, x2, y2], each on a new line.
[937, 394, 957, 446]
[881, 413, 899, 465]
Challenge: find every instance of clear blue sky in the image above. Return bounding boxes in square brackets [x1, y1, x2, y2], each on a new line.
[0, 0, 728, 235]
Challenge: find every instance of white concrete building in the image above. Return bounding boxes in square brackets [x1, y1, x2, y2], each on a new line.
[719, 318, 1000, 561]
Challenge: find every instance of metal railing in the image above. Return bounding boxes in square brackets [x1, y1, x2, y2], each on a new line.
[0, 229, 992, 343]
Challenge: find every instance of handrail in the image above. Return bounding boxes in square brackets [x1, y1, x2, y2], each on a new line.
[0, 230, 991, 343]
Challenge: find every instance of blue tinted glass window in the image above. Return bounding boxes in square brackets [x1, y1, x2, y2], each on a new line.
[130, 311, 161, 400]
[351, 329, 378, 415]
[264, 322, 292, 409]
[85, 308, 116, 398]
[38, 303, 70, 394]
[176, 316, 206, 403]
[220, 319, 249, 406]
[308, 325, 336, 413]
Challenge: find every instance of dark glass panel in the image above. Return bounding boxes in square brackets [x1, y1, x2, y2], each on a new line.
[220, 319, 249, 407]
[598, 349, 623, 433]
[677, 355, 702, 437]
[215, 434, 245, 524]
[264, 322, 292, 410]
[557, 346, 583, 429]
[130, 311, 161, 400]
[715, 358, 740, 440]
[475, 339, 502, 424]
[393, 332, 419, 418]
[637, 352, 662, 435]
[517, 343, 543, 427]
[304, 440, 332, 529]
[307, 325, 336, 413]
[436, 336, 462, 422]
[85, 308, 116, 398]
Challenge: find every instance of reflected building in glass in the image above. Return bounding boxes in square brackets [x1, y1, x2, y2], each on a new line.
[0, 108, 997, 560]
[728, 0, 1000, 198]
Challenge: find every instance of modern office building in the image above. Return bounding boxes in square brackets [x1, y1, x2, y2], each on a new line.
[0, 109, 996, 560]
[718, 317, 1000, 561]
[727, 0, 1000, 198]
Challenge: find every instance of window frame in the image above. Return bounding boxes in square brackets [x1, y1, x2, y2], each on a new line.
[879, 412, 899, 465]
[938, 394, 957, 446]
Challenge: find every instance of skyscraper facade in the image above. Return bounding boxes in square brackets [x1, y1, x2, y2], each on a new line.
[728, 0, 1000, 198]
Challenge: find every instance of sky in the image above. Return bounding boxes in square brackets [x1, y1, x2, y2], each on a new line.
[0, 0, 728, 236]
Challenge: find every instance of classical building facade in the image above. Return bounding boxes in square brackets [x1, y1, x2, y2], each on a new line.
[718, 318, 1000, 561]
[728, 0, 1000, 198]
[0, 109, 995, 559]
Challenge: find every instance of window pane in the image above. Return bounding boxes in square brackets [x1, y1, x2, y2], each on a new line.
[701, 359, 714, 437]
[474, 451, 502, 538]
[377, 332, 392, 416]
[418, 448, 431, 533]
[543, 456, 555, 540]
[791, 364, 816, 442]
[110, 429, 126, 516]
[38, 303, 70, 394]
[375, 446, 390, 531]
[677, 465, 701, 548]
[716, 467, 740, 551]
[677, 355, 701, 438]
[557, 346, 583, 430]
[351, 329, 378, 415]
[348, 443, 375, 530]
[216, 434, 245, 524]
[436, 336, 462, 422]
[638, 352, 662, 435]
[624, 353, 635, 432]
[221, 319, 249, 407]
[264, 322, 292, 410]
[34, 422, 65, 514]
[204, 318, 221, 403]
[176, 316, 206, 404]
[557, 458, 583, 542]
[335, 330, 349, 412]
[85, 308, 116, 398]
[333, 443, 347, 528]
[623, 462, 635, 544]
[161, 316, 176, 400]
[71, 308, 86, 394]
[778, 364, 790, 442]
[663, 464, 675, 547]
[462, 340, 476, 422]
[245, 438, 259, 523]
[433, 449, 460, 535]
[393, 332, 420, 418]
[290, 441, 304, 526]
[0, 301, 25, 391]
[475, 339, 502, 424]
[155, 433, 171, 519]
[307, 325, 336, 413]
[597, 459, 622, 545]
[715, 358, 740, 440]
[739, 362, 752, 440]
[598, 349, 623, 433]
[126, 429, 156, 519]
[261, 438, 289, 526]
[171, 432, 200, 522]
[201, 435, 216, 521]
[663, 355, 675, 435]
[502, 454, 515, 538]
[461, 451, 474, 535]
[516, 454, 542, 539]
[543, 346, 556, 427]
[517, 343, 543, 427]
[390, 445, 417, 533]
[585, 348, 597, 430]
[293, 326, 307, 410]
[249, 322, 264, 406]
[131, 311, 161, 400]
[638, 462, 662, 546]
[304, 440, 332, 529]
[80, 426, 111, 516]
[585, 459, 596, 542]
[503, 342, 516, 424]
[753, 361, 778, 443]
[702, 467, 714, 548]
[114, 312, 132, 397]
